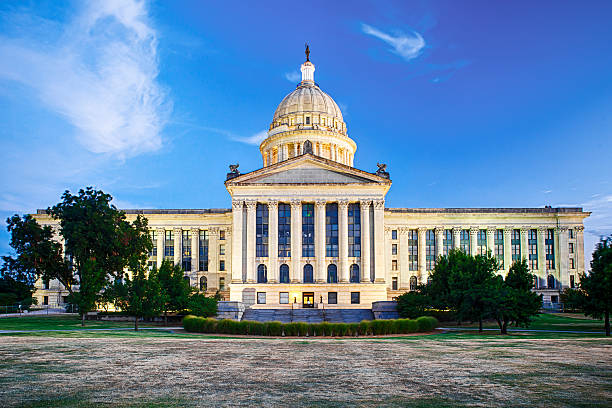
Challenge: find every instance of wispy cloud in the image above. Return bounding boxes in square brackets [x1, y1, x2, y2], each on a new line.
[361, 23, 425, 62]
[233, 130, 268, 146]
[284, 71, 301, 83]
[0, 0, 170, 159]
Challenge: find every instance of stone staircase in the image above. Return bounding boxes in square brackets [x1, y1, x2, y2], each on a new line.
[241, 308, 373, 323]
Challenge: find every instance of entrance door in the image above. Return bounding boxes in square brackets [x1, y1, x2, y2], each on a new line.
[302, 292, 314, 308]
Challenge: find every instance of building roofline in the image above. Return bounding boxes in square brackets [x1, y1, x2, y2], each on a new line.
[36, 209, 232, 215]
[385, 207, 589, 214]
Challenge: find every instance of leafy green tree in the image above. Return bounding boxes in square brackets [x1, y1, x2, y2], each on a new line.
[114, 269, 164, 330]
[187, 293, 218, 317]
[156, 260, 193, 324]
[396, 289, 430, 319]
[48, 187, 152, 325]
[580, 235, 612, 336]
[0, 275, 37, 309]
[560, 288, 584, 312]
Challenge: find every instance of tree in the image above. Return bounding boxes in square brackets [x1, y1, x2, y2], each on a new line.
[396, 289, 430, 319]
[580, 235, 612, 336]
[560, 288, 584, 312]
[48, 187, 152, 325]
[187, 293, 218, 317]
[156, 260, 192, 324]
[0, 274, 37, 309]
[114, 269, 164, 330]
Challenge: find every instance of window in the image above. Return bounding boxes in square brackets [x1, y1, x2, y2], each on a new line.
[219, 278, 225, 291]
[327, 264, 338, 283]
[184, 276, 191, 286]
[408, 230, 418, 271]
[410, 276, 417, 291]
[478, 229, 487, 255]
[460, 230, 470, 254]
[200, 276, 207, 292]
[280, 292, 289, 304]
[302, 204, 315, 257]
[164, 230, 174, 260]
[349, 264, 360, 283]
[426, 230, 436, 271]
[305, 116, 310, 124]
[443, 229, 453, 255]
[326, 203, 339, 257]
[392, 230, 397, 240]
[257, 292, 266, 304]
[328, 292, 338, 304]
[219, 260, 225, 271]
[546, 229, 555, 270]
[256, 203, 269, 257]
[219, 230, 225, 240]
[280, 264, 290, 283]
[494, 229, 504, 269]
[199, 230, 209, 271]
[257, 264, 267, 283]
[570, 275, 575, 288]
[568, 229, 574, 239]
[278, 204, 291, 257]
[351, 292, 360, 304]
[569, 242, 574, 254]
[348, 203, 361, 257]
[303, 264, 314, 283]
[392, 244, 398, 255]
[149, 230, 157, 258]
[570, 258, 575, 269]
[529, 229, 538, 270]
[219, 244, 225, 256]
[392, 260, 398, 271]
[43, 296, 48, 305]
[43, 279, 49, 290]
[182, 230, 191, 272]
[392, 277, 398, 291]
[511, 229, 521, 262]
[547, 274, 556, 289]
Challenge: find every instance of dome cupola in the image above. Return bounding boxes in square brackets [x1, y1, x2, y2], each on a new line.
[260, 47, 357, 167]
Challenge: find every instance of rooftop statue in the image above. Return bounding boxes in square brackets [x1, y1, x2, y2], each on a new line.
[305, 43, 310, 62]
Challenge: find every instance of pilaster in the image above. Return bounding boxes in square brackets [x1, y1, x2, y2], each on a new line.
[231, 200, 243, 283]
[191, 228, 199, 272]
[338, 199, 349, 283]
[418, 227, 427, 284]
[576, 226, 585, 276]
[173, 228, 182, 266]
[537, 226, 546, 275]
[558, 226, 569, 287]
[360, 200, 371, 283]
[245, 200, 257, 283]
[156, 227, 164, 268]
[268, 200, 279, 283]
[209, 227, 219, 277]
[503, 228, 512, 274]
[452, 227, 461, 249]
[520, 227, 529, 263]
[435, 227, 444, 259]
[486, 227, 496, 256]
[315, 199, 326, 283]
[373, 199, 385, 283]
[469, 227, 478, 256]
[398, 227, 409, 290]
[290, 200, 302, 283]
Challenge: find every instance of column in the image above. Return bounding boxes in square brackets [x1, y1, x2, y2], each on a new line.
[173, 228, 182, 266]
[282, 144, 288, 161]
[373, 199, 385, 283]
[156, 227, 164, 268]
[558, 226, 569, 287]
[191, 228, 199, 273]
[231, 200, 243, 283]
[503, 228, 512, 274]
[360, 200, 371, 283]
[268, 200, 278, 283]
[435, 227, 444, 259]
[520, 227, 529, 263]
[315, 200, 326, 283]
[576, 226, 585, 276]
[225, 228, 232, 278]
[290, 200, 301, 283]
[452, 227, 460, 249]
[245, 200, 257, 283]
[418, 228, 427, 284]
[338, 199, 349, 283]
[293, 143, 298, 158]
[487, 227, 496, 255]
[399, 227, 409, 289]
[209, 227, 219, 277]
[537, 227, 546, 275]
[469, 227, 478, 256]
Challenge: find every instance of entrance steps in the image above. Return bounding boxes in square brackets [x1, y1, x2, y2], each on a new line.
[241, 308, 374, 323]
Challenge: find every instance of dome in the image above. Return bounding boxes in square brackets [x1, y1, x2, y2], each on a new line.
[272, 83, 344, 123]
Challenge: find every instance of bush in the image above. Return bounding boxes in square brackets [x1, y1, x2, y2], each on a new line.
[267, 321, 282, 336]
[347, 323, 359, 337]
[415, 316, 439, 332]
[358, 320, 371, 336]
[187, 294, 218, 317]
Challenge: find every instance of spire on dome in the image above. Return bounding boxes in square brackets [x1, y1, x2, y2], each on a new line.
[305, 43, 310, 61]
[300, 44, 315, 84]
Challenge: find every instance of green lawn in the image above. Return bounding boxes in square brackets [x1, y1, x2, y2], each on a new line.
[0, 315, 146, 331]
[443, 313, 606, 332]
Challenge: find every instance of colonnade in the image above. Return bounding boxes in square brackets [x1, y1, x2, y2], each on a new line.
[263, 141, 354, 167]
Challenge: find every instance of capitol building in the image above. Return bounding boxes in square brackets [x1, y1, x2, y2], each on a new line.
[34, 54, 589, 310]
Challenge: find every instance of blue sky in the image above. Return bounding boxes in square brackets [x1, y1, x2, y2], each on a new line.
[0, 0, 611, 263]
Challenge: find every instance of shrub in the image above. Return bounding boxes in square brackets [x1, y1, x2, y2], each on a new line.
[358, 320, 370, 336]
[237, 320, 249, 335]
[187, 293, 218, 317]
[416, 316, 439, 332]
[296, 322, 309, 336]
[397, 291, 430, 318]
[309, 323, 319, 336]
[183, 315, 197, 332]
[267, 321, 282, 336]
[284, 322, 298, 336]
[347, 323, 359, 337]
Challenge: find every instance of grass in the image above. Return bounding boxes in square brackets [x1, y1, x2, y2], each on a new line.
[443, 313, 606, 333]
[0, 315, 139, 331]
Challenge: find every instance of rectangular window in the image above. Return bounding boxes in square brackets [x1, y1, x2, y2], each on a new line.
[199, 230, 209, 271]
[326, 203, 339, 257]
[511, 229, 521, 262]
[477, 229, 487, 255]
[149, 230, 157, 258]
[426, 229, 436, 271]
[219, 244, 225, 256]
[219, 277, 225, 291]
[570, 275, 575, 288]
[459, 229, 470, 254]
[528, 229, 538, 270]
[392, 259, 398, 270]
[43, 279, 49, 290]
[347, 203, 361, 257]
[391, 244, 398, 255]
[392, 277, 398, 291]
[219, 230, 225, 240]
[568, 229, 574, 239]
[351, 292, 360, 304]
[279, 292, 289, 304]
[328, 292, 338, 304]
[408, 229, 418, 271]
[278, 203, 291, 257]
[570, 257, 575, 269]
[545, 229, 555, 270]
[182, 230, 191, 272]
[302, 203, 315, 257]
[305, 116, 310, 124]
[392, 230, 397, 240]
[256, 203, 269, 257]
[494, 229, 504, 269]
[43, 296, 48, 305]
[219, 260, 225, 271]
[257, 292, 266, 304]
[164, 230, 174, 259]
[443, 229, 453, 256]
[569, 242, 574, 254]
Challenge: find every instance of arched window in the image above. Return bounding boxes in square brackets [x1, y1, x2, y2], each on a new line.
[280, 264, 290, 283]
[410, 276, 417, 291]
[327, 264, 338, 283]
[183, 276, 191, 286]
[257, 264, 267, 284]
[199, 276, 207, 292]
[547, 274, 555, 289]
[303, 264, 314, 283]
[349, 264, 360, 283]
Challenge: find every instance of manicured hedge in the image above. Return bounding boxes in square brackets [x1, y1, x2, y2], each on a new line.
[183, 315, 438, 336]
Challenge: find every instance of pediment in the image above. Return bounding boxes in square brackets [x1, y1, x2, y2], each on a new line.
[226, 154, 390, 186]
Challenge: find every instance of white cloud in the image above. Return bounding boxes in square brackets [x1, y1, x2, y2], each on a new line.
[284, 71, 301, 83]
[361, 23, 425, 62]
[233, 130, 268, 146]
[0, 0, 170, 159]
